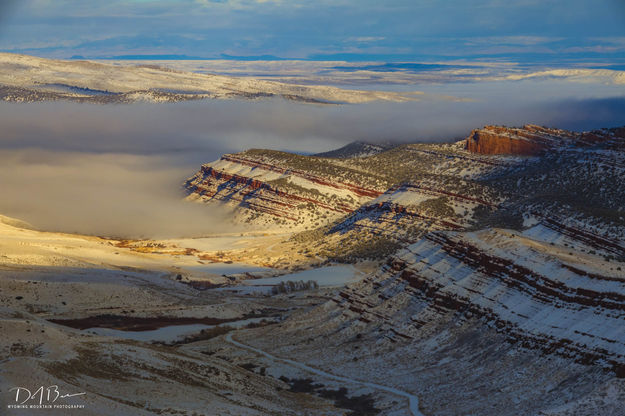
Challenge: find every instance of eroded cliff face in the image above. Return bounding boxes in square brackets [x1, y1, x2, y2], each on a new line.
[184, 150, 385, 230]
[244, 221, 625, 415]
[183, 141, 507, 247]
[91, 123, 625, 415]
[465, 125, 571, 155]
[465, 124, 624, 155]
[184, 125, 625, 263]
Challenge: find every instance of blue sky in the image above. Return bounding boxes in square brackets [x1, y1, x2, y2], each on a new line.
[0, 0, 624, 62]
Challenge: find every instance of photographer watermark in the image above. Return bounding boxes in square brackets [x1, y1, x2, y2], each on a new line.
[7, 385, 86, 410]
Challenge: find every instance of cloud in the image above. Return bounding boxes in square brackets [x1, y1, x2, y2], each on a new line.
[346, 37, 386, 43]
[1, 0, 624, 61]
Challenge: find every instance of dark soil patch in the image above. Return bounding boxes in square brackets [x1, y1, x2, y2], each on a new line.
[170, 318, 279, 345]
[279, 376, 380, 416]
[169, 325, 233, 345]
[49, 311, 276, 331]
[238, 362, 258, 372]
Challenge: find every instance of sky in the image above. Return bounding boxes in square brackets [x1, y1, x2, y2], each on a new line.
[0, 0, 624, 62]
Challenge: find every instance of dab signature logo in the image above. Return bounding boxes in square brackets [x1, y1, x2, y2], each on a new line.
[7, 385, 86, 410]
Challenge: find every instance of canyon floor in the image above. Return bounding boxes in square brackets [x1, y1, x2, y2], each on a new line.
[0, 216, 410, 415]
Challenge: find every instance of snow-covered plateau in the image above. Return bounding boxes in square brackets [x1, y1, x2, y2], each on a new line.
[0, 53, 416, 104]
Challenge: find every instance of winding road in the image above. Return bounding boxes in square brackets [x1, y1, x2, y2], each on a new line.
[225, 332, 424, 416]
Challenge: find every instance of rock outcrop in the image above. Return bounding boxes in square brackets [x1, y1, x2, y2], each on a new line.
[330, 223, 625, 367]
[184, 142, 507, 237]
[245, 219, 625, 415]
[186, 125, 625, 262]
[184, 150, 385, 229]
[465, 125, 570, 155]
[465, 124, 625, 155]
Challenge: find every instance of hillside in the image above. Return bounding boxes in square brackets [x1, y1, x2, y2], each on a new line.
[313, 141, 398, 159]
[241, 224, 625, 415]
[198, 123, 625, 415]
[186, 124, 625, 261]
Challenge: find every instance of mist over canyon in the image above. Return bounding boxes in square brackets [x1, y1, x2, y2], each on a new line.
[0, 77, 623, 238]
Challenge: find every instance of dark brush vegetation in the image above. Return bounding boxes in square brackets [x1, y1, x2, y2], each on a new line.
[479, 149, 625, 230]
[418, 196, 456, 219]
[271, 280, 319, 295]
[170, 325, 234, 345]
[278, 376, 380, 416]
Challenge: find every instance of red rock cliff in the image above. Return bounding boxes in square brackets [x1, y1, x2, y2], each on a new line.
[465, 125, 556, 156]
[465, 124, 625, 155]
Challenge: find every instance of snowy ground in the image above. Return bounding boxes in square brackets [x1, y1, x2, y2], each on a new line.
[2, 206, 625, 415]
[0, 53, 418, 104]
[1, 215, 404, 415]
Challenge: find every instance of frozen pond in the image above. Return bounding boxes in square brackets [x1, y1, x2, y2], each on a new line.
[85, 316, 276, 342]
[243, 265, 363, 287]
[218, 265, 365, 294]
[86, 324, 213, 342]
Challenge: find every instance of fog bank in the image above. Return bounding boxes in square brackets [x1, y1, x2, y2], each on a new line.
[0, 150, 234, 238]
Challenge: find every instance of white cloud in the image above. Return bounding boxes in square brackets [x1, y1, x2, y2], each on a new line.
[347, 36, 386, 43]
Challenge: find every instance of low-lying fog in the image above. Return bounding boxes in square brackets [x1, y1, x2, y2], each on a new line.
[1, 78, 623, 238]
